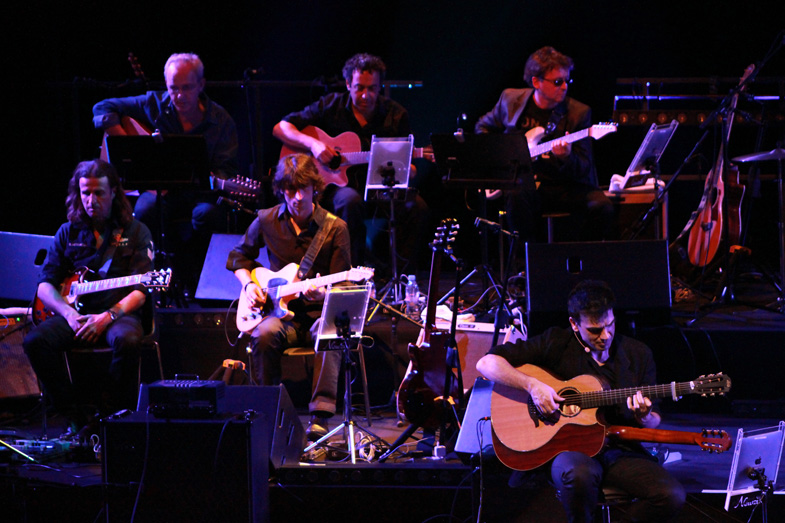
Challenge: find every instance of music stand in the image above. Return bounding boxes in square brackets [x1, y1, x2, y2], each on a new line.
[305, 283, 389, 464]
[364, 136, 414, 321]
[431, 133, 533, 327]
[614, 120, 678, 190]
[721, 421, 785, 519]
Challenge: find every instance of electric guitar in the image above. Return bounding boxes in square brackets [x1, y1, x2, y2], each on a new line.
[32, 268, 172, 324]
[485, 123, 617, 199]
[496, 423, 732, 471]
[490, 364, 731, 470]
[235, 264, 374, 332]
[279, 125, 434, 187]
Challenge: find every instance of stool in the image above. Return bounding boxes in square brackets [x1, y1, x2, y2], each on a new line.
[598, 485, 635, 523]
[543, 212, 570, 243]
[282, 344, 373, 425]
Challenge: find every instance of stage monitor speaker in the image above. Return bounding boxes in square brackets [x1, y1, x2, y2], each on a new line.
[525, 240, 671, 332]
[195, 234, 268, 301]
[137, 383, 303, 470]
[0, 232, 52, 302]
[102, 411, 269, 522]
[0, 317, 40, 399]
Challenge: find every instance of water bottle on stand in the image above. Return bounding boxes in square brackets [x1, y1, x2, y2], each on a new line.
[404, 274, 421, 320]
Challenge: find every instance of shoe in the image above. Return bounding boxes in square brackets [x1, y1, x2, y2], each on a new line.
[306, 416, 329, 442]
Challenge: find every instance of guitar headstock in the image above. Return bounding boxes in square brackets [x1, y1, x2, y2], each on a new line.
[141, 269, 172, 290]
[347, 266, 375, 282]
[588, 122, 618, 140]
[212, 175, 263, 203]
[692, 372, 731, 396]
[697, 428, 732, 453]
[431, 218, 459, 253]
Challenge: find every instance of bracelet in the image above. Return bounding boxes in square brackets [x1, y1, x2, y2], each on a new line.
[244, 281, 255, 294]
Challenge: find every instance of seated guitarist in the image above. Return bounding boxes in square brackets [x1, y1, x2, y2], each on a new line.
[475, 46, 613, 245]
[476, 280, 685, 523]
[93, 52, 239, 292]
[273, 52, 429, 273]
[23, 159, 154, 441]
[227, 154, 352, 441]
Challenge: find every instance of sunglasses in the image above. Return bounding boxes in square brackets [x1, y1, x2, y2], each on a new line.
[539, 77, 573, 87]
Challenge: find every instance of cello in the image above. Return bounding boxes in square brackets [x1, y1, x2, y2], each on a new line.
[685, 65, 753, 267]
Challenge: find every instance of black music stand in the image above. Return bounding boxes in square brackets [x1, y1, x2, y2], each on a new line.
[431, 133, 533, 335]
[304, 284, 390, 464]
[106, 134, 210, 303]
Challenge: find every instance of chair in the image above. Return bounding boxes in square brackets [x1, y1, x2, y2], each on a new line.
[542, 212, 570, 243]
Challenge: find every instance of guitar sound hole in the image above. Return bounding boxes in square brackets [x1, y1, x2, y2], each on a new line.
[558, 388, 581, 418]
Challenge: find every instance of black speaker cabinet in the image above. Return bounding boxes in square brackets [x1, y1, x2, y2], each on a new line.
[137, 383, 304, 471]
[102, 411, 269, 523]
[525, 240, 671, 332]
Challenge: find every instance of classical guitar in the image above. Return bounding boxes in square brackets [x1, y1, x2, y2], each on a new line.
[490, 364, 731, 471]
[32, 268, 172, 325]
[683, 65, 753, 267]
[235, 264, 374, 332]
[396, 218, 460, 429]
[100, 116, 262, 203]
[495, 424, 732, 471]
[279, 125, 434, 187]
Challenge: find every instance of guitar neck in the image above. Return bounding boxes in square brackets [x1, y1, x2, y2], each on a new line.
[569, 381, 696, 409]
[274, 271, 354, 296]
[339, 147, 427, 167]
[530, 128, 592, 157]
[607, 426, 703, 446]
[69, 275, 146, 297]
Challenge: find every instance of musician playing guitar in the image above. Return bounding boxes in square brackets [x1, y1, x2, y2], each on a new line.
[273, 53, 430, 271]
[23, 159, 154, 441]
[93, 52, 239, 291]
[475, 46, 615, 245]
[227, 154, 353, 442]
[476, 280, 686, 522]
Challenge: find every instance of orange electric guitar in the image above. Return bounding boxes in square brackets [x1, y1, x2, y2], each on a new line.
[489, 364, 731, 470]
[279, 126, 434, 187]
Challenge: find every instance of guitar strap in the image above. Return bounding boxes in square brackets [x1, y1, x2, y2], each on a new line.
[544, 102, 567, 138]
[96, 227, 125, 279]
[297, 213, 336, 280]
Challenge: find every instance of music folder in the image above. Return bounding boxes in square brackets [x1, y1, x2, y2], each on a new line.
[105, 134, 210, 191]
[430, 132, 535, 191]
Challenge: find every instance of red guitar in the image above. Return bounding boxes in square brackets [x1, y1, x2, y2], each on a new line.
[685, 65, 753, 266]
[490, 364, 731, 470]
[235, 264, 374, 332]
[279, 125, 434, 187]
[396, 219, 460, 429]
[33, 268, 171, 325]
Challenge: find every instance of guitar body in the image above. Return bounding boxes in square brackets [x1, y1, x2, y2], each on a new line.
[687, 171, 724, 267]
[236, 264, 301, 332]
[279, 126, 358, 187]
[491, 365, 606, 457]
[724, 168, 746, 246]
[100, 116, 153, 162]
[32, 273, 82, 324]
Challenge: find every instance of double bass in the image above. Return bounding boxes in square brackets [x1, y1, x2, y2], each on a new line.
[684, 65, 753, 267]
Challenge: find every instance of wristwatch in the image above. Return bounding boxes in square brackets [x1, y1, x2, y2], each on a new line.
[108, 307, 122, 322]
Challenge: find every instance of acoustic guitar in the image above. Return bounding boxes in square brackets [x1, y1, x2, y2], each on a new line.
[490, 364, 731, 470]
[279, 125, 434, 187]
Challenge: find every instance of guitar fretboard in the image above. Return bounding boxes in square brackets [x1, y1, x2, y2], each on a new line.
[567, 381, 696, 408]
[529, 128, 593, 157]
[69, 275, 146, 297]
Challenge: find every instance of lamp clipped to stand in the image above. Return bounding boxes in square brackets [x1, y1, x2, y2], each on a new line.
[304, 284, 390, 464]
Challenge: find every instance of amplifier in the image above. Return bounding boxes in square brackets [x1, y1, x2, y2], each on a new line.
[147, 379, 226, 418]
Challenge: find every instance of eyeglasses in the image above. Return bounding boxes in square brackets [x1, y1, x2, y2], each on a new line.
[584, 319, 615, 336]
[539, 77, 572, 87]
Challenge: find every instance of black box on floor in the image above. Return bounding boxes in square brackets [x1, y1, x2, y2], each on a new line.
[102, 411, 269, 523]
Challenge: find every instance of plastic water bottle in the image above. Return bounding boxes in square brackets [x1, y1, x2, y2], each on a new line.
[404, 275, 421, 319]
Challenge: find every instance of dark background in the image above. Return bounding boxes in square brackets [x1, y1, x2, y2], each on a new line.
[3, 1, 784, 265]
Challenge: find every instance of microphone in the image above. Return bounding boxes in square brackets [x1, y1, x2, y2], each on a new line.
[573, 330, 591, 353]
[474, 217, 501, 231]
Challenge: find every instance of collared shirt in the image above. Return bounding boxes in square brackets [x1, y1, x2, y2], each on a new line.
[39, 218, 154, 313]
[92, 91, 238, 178]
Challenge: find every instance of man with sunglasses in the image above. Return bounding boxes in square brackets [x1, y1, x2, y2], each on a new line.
[475, 46, 613, 245]
[476, 280, 685, 522]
